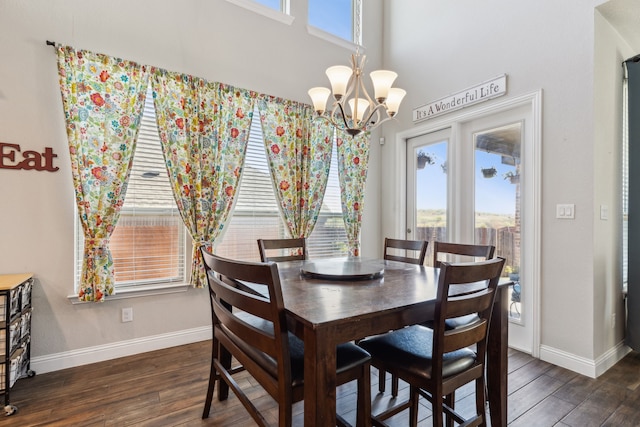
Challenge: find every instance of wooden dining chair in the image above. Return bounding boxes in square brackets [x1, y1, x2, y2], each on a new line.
[383, 237, 428, 265]
[377, 237, 429, 395]
[200, 248, 372, 427]
[358, 257, 506, 427]
[257, 237, 307, 263]
[433, 241, 495, 268]
[432, 241, 496, 329]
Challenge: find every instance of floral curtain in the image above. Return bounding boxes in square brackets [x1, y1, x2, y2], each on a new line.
[336, 130, 371, 256]
[258, 98, 334, 242]
[57, 46, 149, 302]
[151, 69, 255, 287]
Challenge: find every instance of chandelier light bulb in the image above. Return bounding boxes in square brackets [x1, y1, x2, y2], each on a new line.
[325, 65, 352, 100]
[385, 88, 406, 116]
[348, 97, 370, 122]
[369, 70, 397, 102]
[308, 87, 331, 114]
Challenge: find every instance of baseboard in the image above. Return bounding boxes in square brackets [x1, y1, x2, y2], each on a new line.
[539, 341, 630, 378]
[30, 326, 212, 375]
[508, 342, 530, 354]
[594, 341, 632, 377]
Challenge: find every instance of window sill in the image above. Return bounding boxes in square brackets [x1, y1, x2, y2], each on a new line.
[307, 25, 358, 51]
[225, 0, 295, 25]
[67, 283, 192, 304]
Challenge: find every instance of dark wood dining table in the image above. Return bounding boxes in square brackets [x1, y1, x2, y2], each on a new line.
[276, 257, 510, 427]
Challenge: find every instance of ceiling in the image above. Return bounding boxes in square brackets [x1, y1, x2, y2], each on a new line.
[598, 0, 640, 53]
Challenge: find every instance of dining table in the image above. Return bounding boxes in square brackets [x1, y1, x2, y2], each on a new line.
[274, 257, 511, 427]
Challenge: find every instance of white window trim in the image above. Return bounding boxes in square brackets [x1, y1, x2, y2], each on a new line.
[306, 25, 359, 51]
[225, 0, 295, 25]
[69, 222, 193, 303]
[67, 283, 192, 304]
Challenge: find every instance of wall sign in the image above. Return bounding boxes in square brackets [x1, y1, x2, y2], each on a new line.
[412, 74, 507, 123]
[0, 142, 59, 172]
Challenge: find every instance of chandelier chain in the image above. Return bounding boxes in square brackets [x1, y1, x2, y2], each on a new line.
[355, 0, 362, 48]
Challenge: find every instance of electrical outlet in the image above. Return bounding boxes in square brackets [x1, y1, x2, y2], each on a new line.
[122, 307, 133, 323]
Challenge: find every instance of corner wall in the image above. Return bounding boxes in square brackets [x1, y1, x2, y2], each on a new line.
[593, 8, 633, 370]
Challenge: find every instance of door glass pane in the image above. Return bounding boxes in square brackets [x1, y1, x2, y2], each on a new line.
[414, 140, 448, 266]
[474, 122, 521, 319]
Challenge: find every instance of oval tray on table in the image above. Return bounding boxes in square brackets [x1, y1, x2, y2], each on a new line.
[300, 258, 385, 281]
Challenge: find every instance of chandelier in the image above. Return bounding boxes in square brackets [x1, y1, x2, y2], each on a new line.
[308, 51, 406, 137]
[309, 0, 407, 136]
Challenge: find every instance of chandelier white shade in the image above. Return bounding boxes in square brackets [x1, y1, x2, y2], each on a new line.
[308, 52, 405, 136]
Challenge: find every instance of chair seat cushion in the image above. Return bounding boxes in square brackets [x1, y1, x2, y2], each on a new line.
[231, 314, 370, 387]
[289, 335, 371, 386]
[358, 325, 476, 380]
[422, 313, 481, 330]
[444, 313, 481, 329]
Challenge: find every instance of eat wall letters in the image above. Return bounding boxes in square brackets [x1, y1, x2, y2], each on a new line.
[0, 142, 59, 172]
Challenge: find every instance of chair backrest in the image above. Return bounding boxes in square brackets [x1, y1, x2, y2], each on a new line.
[383, 238, 428, 265]
[432, 258, 505, 374]
[257, 238, 307, 263]
[432, 241, 495, 268]
[200, 248, 292, 403]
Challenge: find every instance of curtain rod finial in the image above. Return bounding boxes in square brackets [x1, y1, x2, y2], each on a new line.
[46, 40, 56, 47]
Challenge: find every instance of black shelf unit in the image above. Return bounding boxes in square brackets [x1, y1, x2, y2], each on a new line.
[0, 274, 35, 416]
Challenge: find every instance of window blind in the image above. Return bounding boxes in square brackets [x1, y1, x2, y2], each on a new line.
[306, 142, 349, 258]
[214, 111, 284, 261]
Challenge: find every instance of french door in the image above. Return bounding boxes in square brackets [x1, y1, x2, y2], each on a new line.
[406, 100, 538, 354]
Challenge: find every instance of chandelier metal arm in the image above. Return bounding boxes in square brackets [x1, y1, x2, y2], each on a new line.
[360, 102, 386, 129]
[334, 101, 352, 130]
[317, 93, 395, 136]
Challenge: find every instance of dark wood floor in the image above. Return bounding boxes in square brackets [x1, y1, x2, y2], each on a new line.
[3, 341, 640, 426]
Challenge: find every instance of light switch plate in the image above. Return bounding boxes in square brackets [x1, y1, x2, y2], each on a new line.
[556, 204, 575, 219]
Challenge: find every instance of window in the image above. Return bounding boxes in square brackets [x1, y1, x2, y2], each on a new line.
[308, 0, 357, 43]
[75, 101, 348, 296]
[74, 87, 188, 293]
[224, 0, 293, 25]
[252, 0, 285, 11]
[214, 108, 349, 260]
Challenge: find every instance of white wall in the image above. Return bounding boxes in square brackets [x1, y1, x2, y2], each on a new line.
[593, 7, 634, 363]
[382, 0, 631, 374]
[0, 0, 383, 371]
